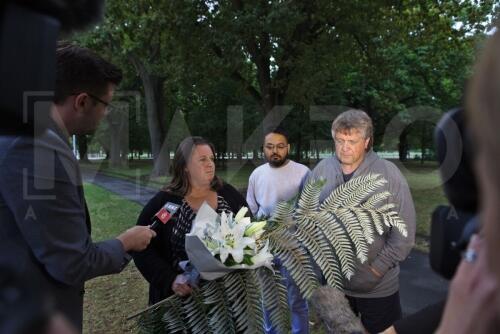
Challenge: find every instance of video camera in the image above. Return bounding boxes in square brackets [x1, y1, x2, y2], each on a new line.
[430, 107, 479, 279]
[0, 0, 103, 135]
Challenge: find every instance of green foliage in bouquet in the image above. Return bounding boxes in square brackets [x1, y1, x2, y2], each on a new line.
[132, 268, 280, 334]
[130, 173, 407, 333]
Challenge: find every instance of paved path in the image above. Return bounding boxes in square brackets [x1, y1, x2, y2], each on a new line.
[82, 170, 449, 316]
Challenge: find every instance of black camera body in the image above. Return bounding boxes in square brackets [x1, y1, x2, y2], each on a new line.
[429, 108, 479, 279]
[0, 0, 103, 135]
[430, 207, 478, 279]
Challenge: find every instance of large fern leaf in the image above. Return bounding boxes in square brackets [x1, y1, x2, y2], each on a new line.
[320, 174, 386, 211]
[315, 212, 357, 279]
[296, 178, 325, 215]
[351, 208, 375, 244]
[181, 290, 209, 334]
[269, 198, 296, 227]
[257, 267, 289, 333]
[294, 218, 343, 288]
[222, 271, 263, 333]
[201, 280, 236, 334]
[267, 225, 319, 298]
[334, 209, 369, 263]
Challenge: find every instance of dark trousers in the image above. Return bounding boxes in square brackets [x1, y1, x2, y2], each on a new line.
[347, 291, 403, 334]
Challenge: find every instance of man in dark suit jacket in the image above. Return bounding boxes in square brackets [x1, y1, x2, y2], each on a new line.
[0, 43, 155, 332]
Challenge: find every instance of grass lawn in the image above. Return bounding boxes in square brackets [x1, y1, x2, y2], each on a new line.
[83, 183, 147, 334]
[394, 160, 448, 250]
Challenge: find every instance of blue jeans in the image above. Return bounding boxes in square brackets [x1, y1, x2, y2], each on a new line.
[263, 262, 309, 334]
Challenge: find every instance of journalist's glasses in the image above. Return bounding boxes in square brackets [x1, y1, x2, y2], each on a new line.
[72, 92, 113, 115]
[87, 92, 111, 108]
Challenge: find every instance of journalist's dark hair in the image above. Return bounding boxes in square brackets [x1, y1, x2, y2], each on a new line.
[264, 125, 289, 143]
[164, 136, 222, 196]
[54, 41, 122, 104]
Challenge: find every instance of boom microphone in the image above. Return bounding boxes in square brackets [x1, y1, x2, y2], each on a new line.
[309, 286, 365, 334]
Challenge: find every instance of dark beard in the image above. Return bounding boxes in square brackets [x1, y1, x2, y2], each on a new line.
[268, 155, 288, 167]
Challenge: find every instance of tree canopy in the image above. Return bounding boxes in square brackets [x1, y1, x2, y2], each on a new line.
[75, 0, 498, 169]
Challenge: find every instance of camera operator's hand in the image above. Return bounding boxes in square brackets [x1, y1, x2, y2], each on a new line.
[117, 226, 156, 252]
[437, 235, 499, 334]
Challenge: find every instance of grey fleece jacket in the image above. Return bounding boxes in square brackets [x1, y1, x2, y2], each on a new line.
[310, 150, 416, 298]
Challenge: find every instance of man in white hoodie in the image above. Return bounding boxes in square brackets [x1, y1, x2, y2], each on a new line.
[247, 126, 310, 334]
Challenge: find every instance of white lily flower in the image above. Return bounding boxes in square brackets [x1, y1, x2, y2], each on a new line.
[188, 203, 275, 274]
[251, 240, 274, 271]
[234, 207, 248, 222]
[244, 220, 267, 238]
[215, 211, 255, 264]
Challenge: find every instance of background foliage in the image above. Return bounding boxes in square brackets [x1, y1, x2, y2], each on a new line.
[74, 0, 498, 174]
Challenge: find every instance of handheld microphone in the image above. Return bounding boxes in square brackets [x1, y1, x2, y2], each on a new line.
[150, 202, 180, 230]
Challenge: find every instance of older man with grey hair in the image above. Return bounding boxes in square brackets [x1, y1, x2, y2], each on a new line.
[310, 109, 416, 334]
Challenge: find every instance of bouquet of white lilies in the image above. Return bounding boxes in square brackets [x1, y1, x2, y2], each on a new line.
[185, 202, 273, 280]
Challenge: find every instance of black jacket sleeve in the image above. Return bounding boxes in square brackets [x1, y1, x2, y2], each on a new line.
[131, 191, 182, 303]
[219, 183, 252, 218]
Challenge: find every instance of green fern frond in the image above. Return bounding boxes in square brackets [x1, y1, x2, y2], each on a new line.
[222, 271, 263, 334]
[257, 267, 290, 333]
[350, 208, 375, 244]
[181, 290, 209, 334]
[295, 222, 343, 288]
[320, 173, 386, 211]
[335, 209, 369, 264]
[315, 212, 357, 279]
[243, 271, 265, 333]
[269, 200, 296, 226]
[296, 179, 324, 215]
[362, 191, 391, 208]
[269, 228, 319, 298]
[223, 272, 246, 330]
[133, 295, 185, 334]
[378, 203, 396, 212]
[162, 297, 187, 333]
[383, 212, 408, 237]
[274, 232, 319, 298]
[136, 307, 167, 334]
[365, 209, 385, 235]
[202, 280, 236, 334]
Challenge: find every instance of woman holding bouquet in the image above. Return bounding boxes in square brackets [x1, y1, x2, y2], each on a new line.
[132, 136, 250, 304]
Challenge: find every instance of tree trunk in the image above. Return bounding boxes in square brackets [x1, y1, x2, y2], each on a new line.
[77, 135, 89, 162]
[398, 127, 410, 162]
[107, 102, 129, 168]
[132, 57, 169, 177]
[420, 123, 426, 165]
[295, 131, 302, 162]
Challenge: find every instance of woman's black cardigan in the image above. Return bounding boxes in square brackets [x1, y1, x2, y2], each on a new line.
[132, 183, 249, 305]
